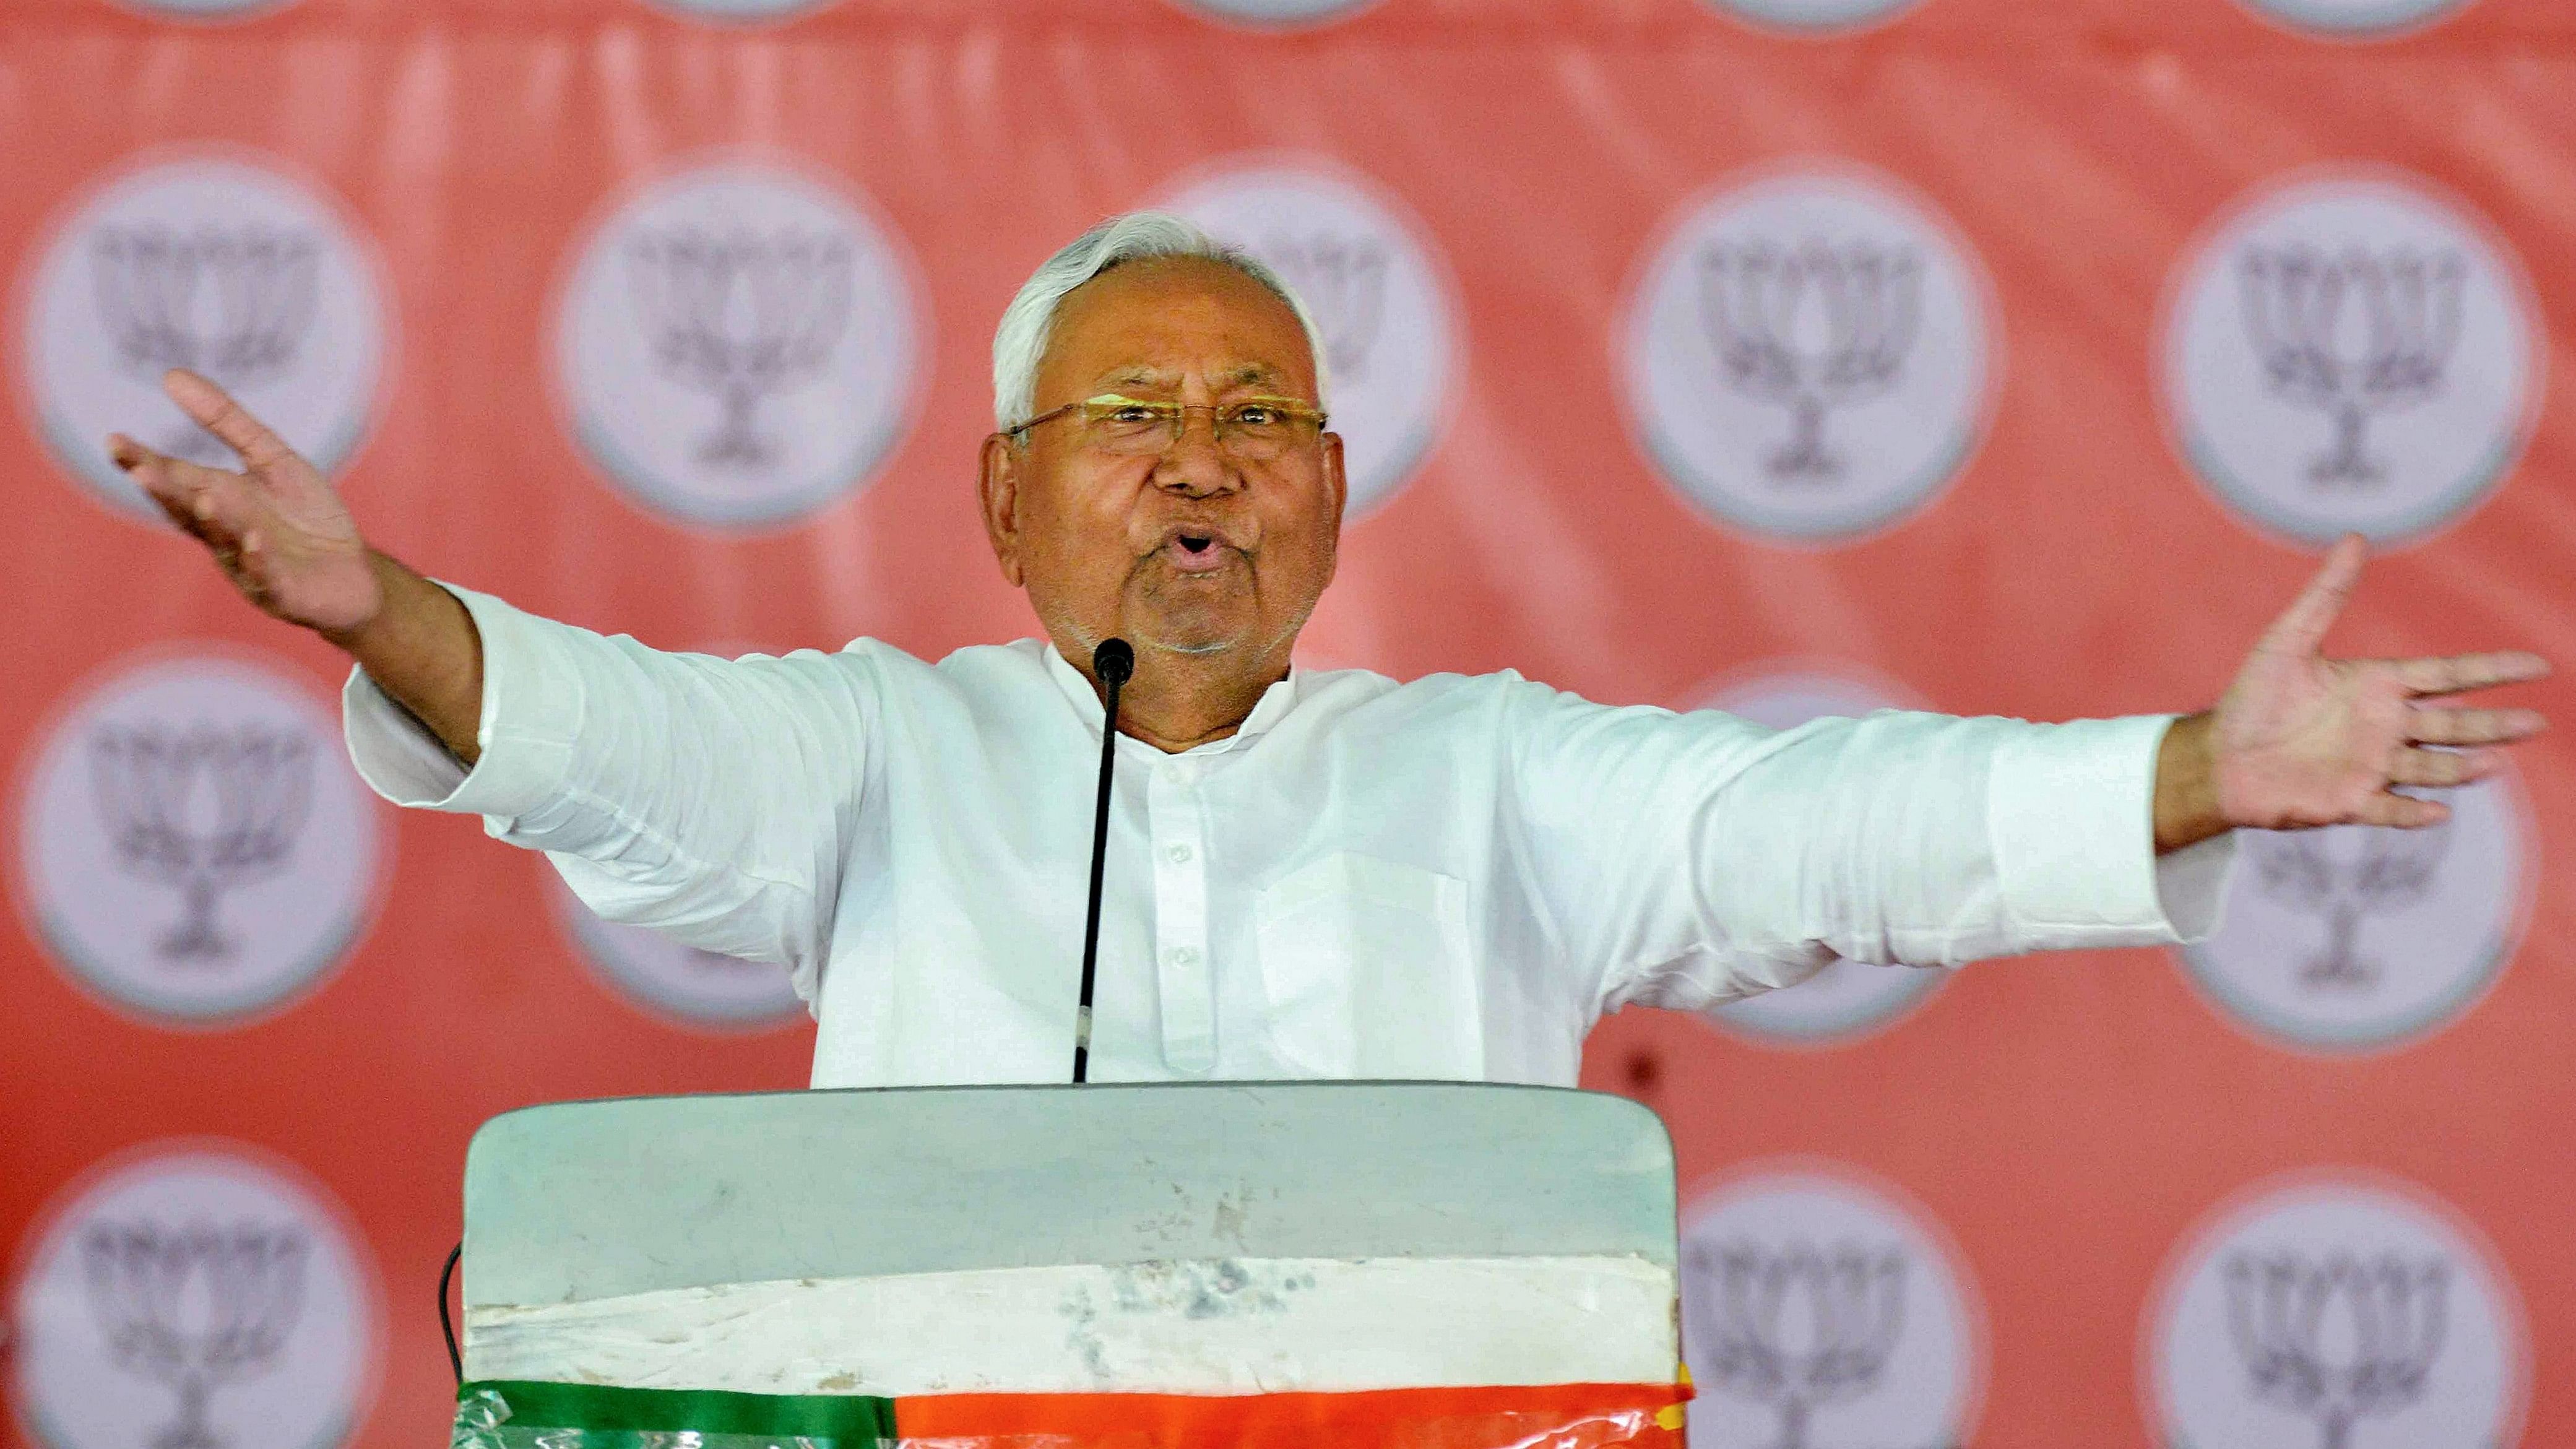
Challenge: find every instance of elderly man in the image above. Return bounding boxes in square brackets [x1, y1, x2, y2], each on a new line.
[109, 212, 2544, 1088]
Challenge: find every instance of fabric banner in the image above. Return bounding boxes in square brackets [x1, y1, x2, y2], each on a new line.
[7, 1, 2572, 1447]
[451, 1380, 1690, 1449]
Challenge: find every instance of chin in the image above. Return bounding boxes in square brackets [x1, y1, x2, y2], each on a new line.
[1158, 639, 1238, 657]
[1139, 628, 1245, 658]
[1129, 594, 1256, 659]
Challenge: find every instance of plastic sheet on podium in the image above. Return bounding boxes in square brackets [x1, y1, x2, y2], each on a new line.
[451, 1081, 1688, 1448]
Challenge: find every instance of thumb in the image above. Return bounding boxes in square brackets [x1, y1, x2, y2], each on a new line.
[2257, 532, 2367, 658]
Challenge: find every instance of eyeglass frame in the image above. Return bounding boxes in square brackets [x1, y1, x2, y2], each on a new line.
[1004, 393, 1331, 457]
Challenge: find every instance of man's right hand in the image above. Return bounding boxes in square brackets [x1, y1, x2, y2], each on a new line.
[110, 368, 383, 636]
[111, 368, 487, 764]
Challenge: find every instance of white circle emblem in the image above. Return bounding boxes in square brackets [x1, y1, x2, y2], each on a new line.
[14, 650, 385, 1027]
[2161, 171, 2537, 547]
[11, 1143, 380, 1449]
[2174, 774, 2528, 1053]
[1159, 160, 1458, 519]
[2233, 0, 2476, 37]
[2145, 1171, 2526, 1449]
[555, 160, 923, 530]
[639, 0, 841, 19]
[1695, 0, 1923, 32]
[20, 153, 386, 526]
[1691, 668, 1947, 1044]
[1680, 1164, 1982, 1449]
[1162, 0, 1382, 25]
[102, 0, 297, 18]
[546, 863, 805, 1030]
[1623, 165, 1993, 543]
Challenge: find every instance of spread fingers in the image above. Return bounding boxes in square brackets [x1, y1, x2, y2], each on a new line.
[2406, 703, 2546, 746]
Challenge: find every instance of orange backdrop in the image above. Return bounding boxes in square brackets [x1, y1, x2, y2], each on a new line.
[6, 1, 2572, 1447]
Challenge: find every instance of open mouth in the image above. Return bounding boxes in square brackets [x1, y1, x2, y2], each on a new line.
[1157, 529, 1235, 574]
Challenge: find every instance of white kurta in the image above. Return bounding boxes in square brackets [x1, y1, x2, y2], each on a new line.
[344, 584, 2235, 1088]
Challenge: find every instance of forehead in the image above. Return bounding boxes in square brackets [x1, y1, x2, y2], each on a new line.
[1039, 256, 1317, 399]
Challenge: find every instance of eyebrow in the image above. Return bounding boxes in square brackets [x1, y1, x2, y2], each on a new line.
[1096, 363, 1287, 391]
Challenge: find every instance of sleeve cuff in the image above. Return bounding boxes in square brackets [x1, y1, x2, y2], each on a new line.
[2153, 828, 2236, 943]
[340, 581, 581, 825]
[1988, 714, 2239, 948]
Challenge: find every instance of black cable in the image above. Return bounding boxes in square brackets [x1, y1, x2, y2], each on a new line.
[438, 1241, 462, 1385]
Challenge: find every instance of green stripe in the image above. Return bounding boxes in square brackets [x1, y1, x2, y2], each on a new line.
[456, 1380, 896, 1442]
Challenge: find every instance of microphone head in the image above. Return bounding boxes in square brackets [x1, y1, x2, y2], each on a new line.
[1092, 638, 1135, 686]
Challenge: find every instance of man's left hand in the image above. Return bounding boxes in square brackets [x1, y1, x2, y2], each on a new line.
[2154, 534, 2548, 852]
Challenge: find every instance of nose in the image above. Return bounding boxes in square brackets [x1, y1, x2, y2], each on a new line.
[1149, 407, 1242, 498]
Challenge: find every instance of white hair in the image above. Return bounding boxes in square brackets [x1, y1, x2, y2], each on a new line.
[991, 210, 1329, 433]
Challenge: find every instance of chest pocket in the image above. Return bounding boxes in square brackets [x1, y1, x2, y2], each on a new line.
[1254, 853, 1481, 1079]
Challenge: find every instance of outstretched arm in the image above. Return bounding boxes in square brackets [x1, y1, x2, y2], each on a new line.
[108, 369, 486, 762]
[2152, 535, 2547, 852]
[109, 369, 872, 984]
[1508, 686, 2226, 1023]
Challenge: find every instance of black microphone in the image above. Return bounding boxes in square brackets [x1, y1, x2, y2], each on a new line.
[1072, 638, 1134, 1084]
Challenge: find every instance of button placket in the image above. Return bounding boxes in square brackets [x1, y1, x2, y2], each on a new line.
[1148, 759, 1216, 1073]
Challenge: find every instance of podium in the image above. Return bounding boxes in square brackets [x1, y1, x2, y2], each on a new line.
[451, 1082, 1689, 1448]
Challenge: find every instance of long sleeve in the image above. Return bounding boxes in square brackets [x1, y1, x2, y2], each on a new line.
[340, 583, 876, 1000]
[1499, 684, 2237, 1015]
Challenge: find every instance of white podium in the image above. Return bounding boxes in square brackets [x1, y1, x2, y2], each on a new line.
[451, 1082, 1688, 1448]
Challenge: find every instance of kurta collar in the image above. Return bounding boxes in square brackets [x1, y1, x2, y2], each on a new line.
[1042, 642, 1301, 755]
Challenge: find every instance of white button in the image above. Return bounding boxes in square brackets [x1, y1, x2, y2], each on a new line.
[1165, 844, 1194, 865]
[1167, 946, 1199, 966]
[1162, 759, 1199, 784]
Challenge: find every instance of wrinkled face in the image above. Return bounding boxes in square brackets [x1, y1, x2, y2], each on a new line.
[979, 257, 1345, 674]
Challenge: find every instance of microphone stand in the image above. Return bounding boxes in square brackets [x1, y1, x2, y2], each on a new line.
[1072, 638, 1133, 1084]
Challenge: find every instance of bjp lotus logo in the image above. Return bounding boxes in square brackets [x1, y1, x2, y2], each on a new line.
[21, 154, 384, 526]
[555, 159, 922, 530]
[1696, 240, 1921, 484]
[15, 650, 384, 1026]
[11, 1145, 378, 1449]
[2174, 773, 2528, 1054]
[2146, 1170, 2525, 1449]
[1680, 1164, 1981, 1448]
[621, 224, 855, 470]
[1687, 1239, 1908, 1447]
[89, 223, 319, 465]
[2237, 244, 2463, 490]
[80, 1220, 310, 1449]
[2161, 170, 2537, 548]
[2222, 1247, 2449, 1448]
[1625, 164, 1992, 543]
[87, 720, 315, 964]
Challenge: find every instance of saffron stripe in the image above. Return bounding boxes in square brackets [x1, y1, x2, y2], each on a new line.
[896, 1381, 1691, 1449]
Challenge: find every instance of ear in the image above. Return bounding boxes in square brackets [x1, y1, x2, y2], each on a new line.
[1319, 429, 1348, 587]
[978, 432, 1026, 589]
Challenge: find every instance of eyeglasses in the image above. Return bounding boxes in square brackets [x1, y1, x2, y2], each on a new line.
[1008, 394, 1328, 461]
